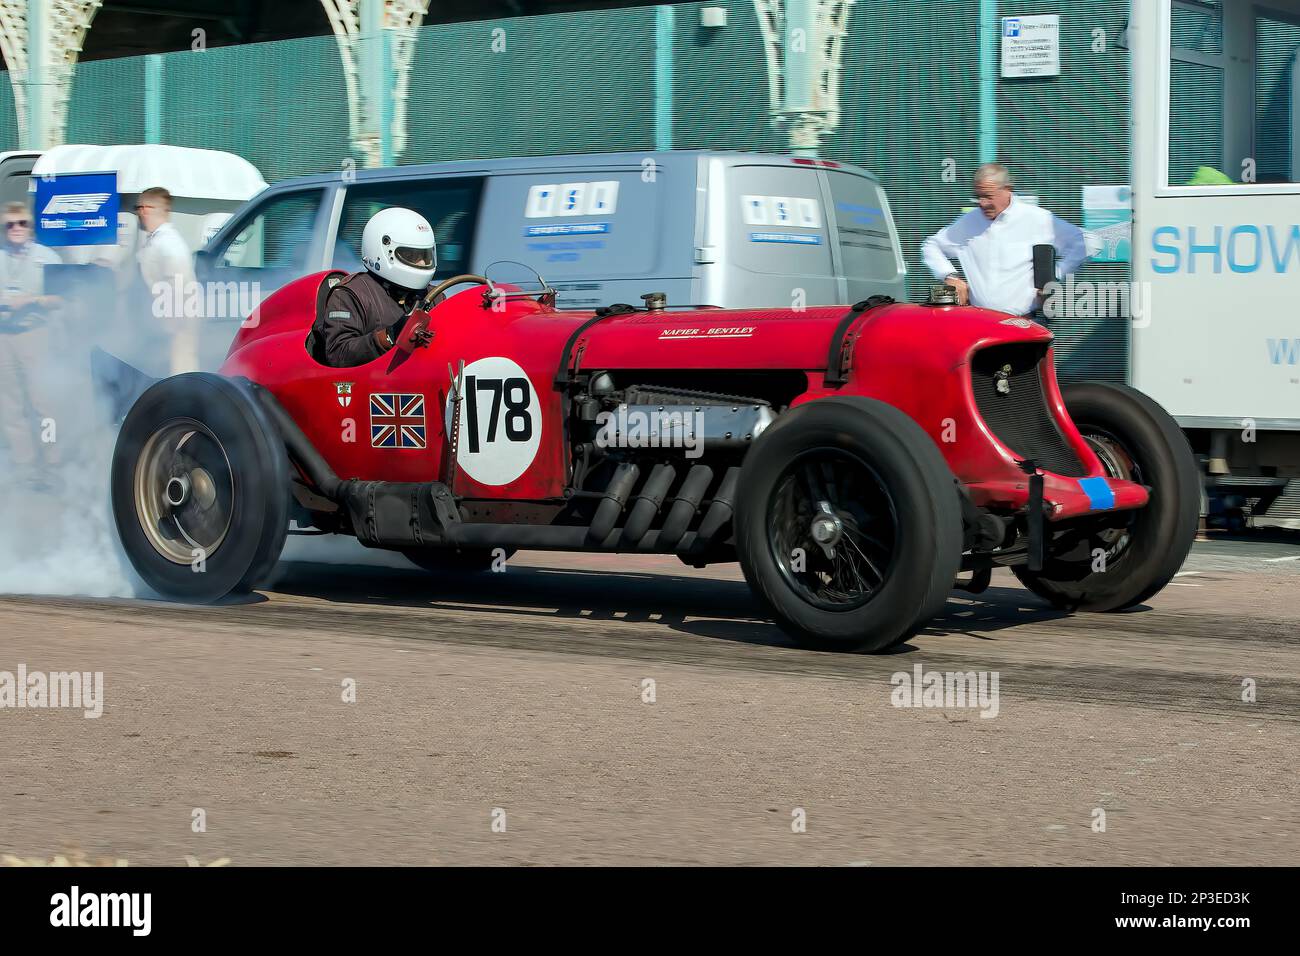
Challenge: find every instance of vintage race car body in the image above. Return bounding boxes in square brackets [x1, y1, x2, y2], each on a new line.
[222, 271, 1144, 524]
[111, 268, 1198, 653]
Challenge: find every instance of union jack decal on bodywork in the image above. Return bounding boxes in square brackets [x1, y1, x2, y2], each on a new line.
[370, 393, 426, 449]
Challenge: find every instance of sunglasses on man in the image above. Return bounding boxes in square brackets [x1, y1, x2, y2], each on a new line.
[5, 219, 29, 229]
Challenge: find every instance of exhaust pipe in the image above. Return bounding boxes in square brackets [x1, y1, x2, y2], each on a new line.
[658, 464, 713, 551]
[250, 381, 343, 498]
[622, 463, 676, 546]
[587, 462, 640, 545]
[690, 466, 740, 552]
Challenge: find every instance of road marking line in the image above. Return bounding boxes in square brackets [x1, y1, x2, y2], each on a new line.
[1263, 555, 1300, 563]
[1174, 571, 1201, 577]
[1168, 582, 1202, 587]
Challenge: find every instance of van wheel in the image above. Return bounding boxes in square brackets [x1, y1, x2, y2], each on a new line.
[1013, 383, 1199, 610]
[735, 397, 962, 653]
[111, 374, 289, 601]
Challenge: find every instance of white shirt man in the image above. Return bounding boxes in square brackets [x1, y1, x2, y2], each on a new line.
[922, 165, 1087, 317]
[135, 187, 198, 373]
[138, 220, 195, 291]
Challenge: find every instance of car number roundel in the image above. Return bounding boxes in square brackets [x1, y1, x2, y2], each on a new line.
[446, 356, 541, 486]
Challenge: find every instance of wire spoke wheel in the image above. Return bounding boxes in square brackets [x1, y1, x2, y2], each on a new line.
[1052, 428, 1146, 569]
[767, 449, 898, 612]
[1012, 382, 1200, 613]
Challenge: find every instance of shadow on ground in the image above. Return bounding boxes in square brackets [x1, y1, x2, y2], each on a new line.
[269, 560, 1071, 653]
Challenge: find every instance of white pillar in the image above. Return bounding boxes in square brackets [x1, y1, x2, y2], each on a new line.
[26, 0, 45, 149]
[320, 0, 430, 169]
[755, 0, 854, 157]
[0, 0, 104, 149]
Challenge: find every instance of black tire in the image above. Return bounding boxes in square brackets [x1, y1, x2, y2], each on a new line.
[1013, 382, 1199, 611]
[111, 373, 290, 602]
[401, 547, 514, 574]
[735, 397, 963, 653]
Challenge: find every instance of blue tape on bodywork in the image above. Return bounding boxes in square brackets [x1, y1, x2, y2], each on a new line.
[1078, 477, 1116, 511]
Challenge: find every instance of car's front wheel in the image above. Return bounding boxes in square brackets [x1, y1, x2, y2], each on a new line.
[735, 397, 962, 653]
[1013, 382, 1199, 610]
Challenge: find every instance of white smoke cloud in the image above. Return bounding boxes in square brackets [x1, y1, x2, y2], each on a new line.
[0, 291, 149, 598]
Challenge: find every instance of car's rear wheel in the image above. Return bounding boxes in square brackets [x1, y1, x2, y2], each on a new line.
[1013, 382, 1199, 611]
[111, 374, 289, 601]
[735, 397, 962, 653]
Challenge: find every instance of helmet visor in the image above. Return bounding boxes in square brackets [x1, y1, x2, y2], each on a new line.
[395, 245, 434, 269]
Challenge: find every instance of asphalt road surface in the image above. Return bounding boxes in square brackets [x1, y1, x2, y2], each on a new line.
[2, 535, 1298, 866]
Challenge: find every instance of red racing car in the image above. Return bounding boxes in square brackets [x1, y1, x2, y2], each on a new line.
[107, 268, 1199, 653]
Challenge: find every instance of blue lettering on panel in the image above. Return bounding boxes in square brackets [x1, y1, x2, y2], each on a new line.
[1150, 226, 1181, 273]
[750, 232, 822, 245]
[1151, 223, 1300, 274]
[1267, 224, 1300, 272]
[1186, 225, 1223, 274]
[1227, 225, 1261, 274]
[525, 240, 607, 252]
[524, 223, 610, 237]
[1266, 338, 1300, 365]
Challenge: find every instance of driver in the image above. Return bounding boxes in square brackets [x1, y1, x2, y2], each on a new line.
[314, 207, 436, 367]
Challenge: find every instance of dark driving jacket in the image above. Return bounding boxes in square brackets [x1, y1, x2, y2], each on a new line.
[314, 271, 408, 367]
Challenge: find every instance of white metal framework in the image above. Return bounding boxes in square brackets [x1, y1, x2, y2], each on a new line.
[320, 0, 431, 168]
[754, 0, 853, 154]
[0, 0, 103, 148]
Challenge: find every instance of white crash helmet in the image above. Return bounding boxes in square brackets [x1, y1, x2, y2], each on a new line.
[360, 207, 437, 290]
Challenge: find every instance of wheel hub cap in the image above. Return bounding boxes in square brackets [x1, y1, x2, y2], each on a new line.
[810, 506, 843, 558]
[164, 474, 190, 508]
[134, 420, 234, 565]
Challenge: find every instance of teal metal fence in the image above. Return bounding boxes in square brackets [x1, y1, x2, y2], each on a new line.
[0, 0, 1170, 381]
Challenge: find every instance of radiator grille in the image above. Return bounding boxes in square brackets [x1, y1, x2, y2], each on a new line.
[970, 344, 1086, 477]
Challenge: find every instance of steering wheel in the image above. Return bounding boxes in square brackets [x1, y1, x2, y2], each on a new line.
[419, 274, 488, 310]
[394, 274, 490, 354]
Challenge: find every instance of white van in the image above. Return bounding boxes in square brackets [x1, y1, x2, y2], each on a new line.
[198, 149, 909, 317]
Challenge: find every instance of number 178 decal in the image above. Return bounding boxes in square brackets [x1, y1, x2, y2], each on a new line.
[447, 356, 541, 486]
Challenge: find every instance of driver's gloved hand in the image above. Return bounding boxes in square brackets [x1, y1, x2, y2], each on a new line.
[387, 311, 433, 352]
[387, 311, 419, 344]
[387, 313, 410, 342]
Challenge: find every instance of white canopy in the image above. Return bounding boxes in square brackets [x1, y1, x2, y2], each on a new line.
[31, 144, 268, 201]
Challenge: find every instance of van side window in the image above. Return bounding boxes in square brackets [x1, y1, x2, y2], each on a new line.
[333, 178, 483, 276]
[217, 190, 324, 270]
[0, 168, 33, 207]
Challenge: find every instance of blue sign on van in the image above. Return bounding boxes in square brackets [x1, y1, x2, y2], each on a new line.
[750, 232, 822, 245]
[524, 222, 611, 237]
[34, 171, 119, 247]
